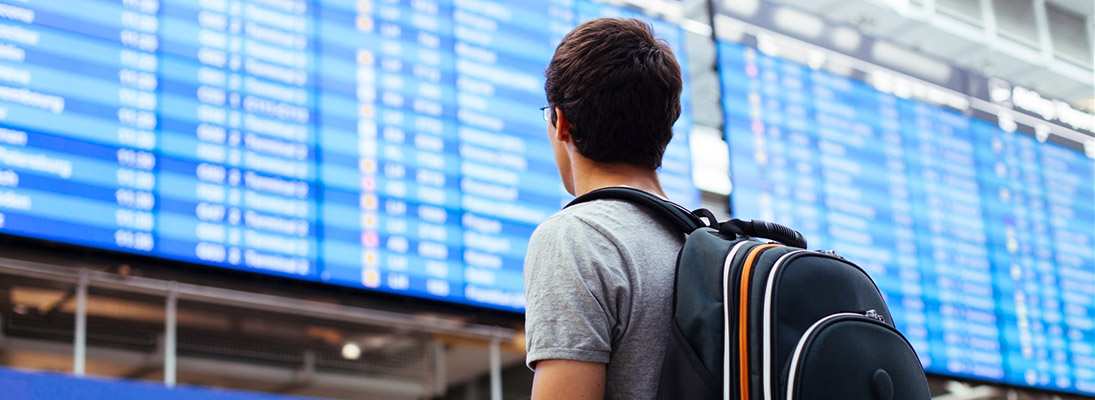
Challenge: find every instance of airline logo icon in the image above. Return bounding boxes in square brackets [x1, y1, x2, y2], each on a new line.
[361, 232, 379, 248]
[362, 249, 379, 267]
[360, 194, 378, 210]
[362, 267, 380, 288]
[361, 213, 378, 229]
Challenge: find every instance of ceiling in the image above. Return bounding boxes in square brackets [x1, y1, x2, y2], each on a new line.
[1048, 0, 1094, 16]
[745, 0, 1094, 111]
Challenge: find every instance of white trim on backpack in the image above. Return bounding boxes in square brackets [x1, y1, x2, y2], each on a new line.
[723, 241, 751, 400]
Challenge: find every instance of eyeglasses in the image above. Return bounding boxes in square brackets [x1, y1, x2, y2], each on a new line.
[540, 106, 551, 122]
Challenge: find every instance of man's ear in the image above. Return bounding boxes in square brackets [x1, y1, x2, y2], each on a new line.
[554, 107, 571, 143]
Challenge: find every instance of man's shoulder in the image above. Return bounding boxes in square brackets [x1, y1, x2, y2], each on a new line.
[530, 199, 681, 251]
[534, 199, 652, 237]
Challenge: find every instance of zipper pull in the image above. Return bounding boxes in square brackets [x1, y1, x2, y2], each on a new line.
[816, 249, 846, 260]
[865, 309, 885, 323]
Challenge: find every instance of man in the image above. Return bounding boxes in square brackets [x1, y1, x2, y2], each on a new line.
[523, 18, 685, 399]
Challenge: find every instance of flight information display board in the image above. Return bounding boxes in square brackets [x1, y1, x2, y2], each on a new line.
[719, 39, 1095, 395]
[0, 0, 697, 312]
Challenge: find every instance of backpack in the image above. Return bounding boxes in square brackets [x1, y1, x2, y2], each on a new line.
[567, 187, 930, 400]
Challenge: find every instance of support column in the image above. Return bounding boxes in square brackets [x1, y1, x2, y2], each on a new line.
[73, 269, 88, 376]
[433, 340, 447, 396]
[1032, 0, 1054, 63]
[923, 0, 935, 18]
[165, 282, 178, 387]
[979, 0, 997, 43]
[1087, 16, 1093, 62]
[489, 330, 502, 400]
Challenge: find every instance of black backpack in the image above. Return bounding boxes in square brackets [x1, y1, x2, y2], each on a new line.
[567, 187, 930, 400]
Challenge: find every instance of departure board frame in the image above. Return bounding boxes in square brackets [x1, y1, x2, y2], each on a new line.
[713, 1, 1095, 396]
[0, 0, 699, 314]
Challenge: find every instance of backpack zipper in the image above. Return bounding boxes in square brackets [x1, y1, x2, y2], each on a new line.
[865, 309, 884, 322]
[737, 243, 781, 400]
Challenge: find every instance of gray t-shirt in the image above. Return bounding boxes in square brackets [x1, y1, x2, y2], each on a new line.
[524, 199, 684, 399]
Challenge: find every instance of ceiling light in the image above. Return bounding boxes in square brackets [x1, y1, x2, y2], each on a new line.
[721, 0, 759, 18]
[773, 7, 824, 39]
[1075, 97, 1094, 114]
[341, 343, 361, 360]
[830, 26, 862, 52]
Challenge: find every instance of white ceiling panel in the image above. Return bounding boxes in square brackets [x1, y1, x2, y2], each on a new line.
[822, 1, 911, 36]
[1047, 0, 1095, 16]
[893, 23, 982, 59]
[767, 0, 853, 15]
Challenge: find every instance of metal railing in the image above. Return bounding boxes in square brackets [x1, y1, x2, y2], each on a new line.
[0, 257, 516, 399]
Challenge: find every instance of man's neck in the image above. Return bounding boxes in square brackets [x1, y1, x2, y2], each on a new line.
[570, 157, 667, 199]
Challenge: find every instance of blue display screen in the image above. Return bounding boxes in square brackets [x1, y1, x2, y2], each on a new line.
[0, 367, 316, 400]
[0, 0, 697, 312]
[719, 41, 1095, 395]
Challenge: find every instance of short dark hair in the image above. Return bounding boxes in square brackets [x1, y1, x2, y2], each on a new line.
[545, 18, 683, 170]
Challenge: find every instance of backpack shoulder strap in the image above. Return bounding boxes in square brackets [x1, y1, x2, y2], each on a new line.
[564, 187, 706, 234]
[566, 187, 808, 248]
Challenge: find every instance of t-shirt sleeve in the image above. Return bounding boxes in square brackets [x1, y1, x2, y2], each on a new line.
[523, 213, 626, 370]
